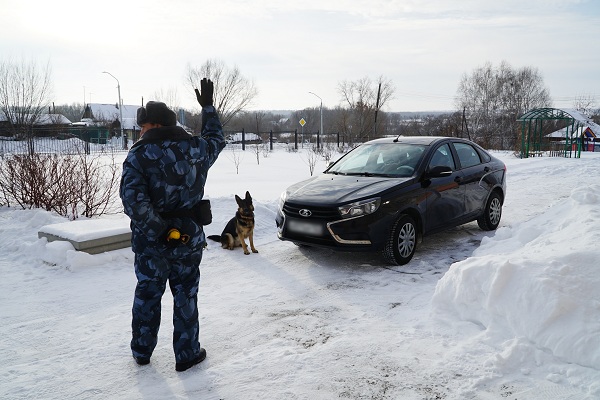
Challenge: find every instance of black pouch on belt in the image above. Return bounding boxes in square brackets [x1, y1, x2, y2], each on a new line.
[160, 200, 212, 226]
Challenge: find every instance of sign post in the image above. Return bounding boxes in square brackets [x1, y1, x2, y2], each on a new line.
[299, 118, 306, 148]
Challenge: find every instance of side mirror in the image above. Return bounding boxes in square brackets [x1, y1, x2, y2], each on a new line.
[426, 165, 453, 178]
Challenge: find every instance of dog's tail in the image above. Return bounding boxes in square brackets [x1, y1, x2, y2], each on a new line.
[207, 235, 221, 242]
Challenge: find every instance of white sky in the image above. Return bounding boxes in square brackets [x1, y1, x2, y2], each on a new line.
[1, 0, 599, 112]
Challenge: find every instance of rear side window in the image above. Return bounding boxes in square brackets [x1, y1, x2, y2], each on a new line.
[454, 142, 481, 168]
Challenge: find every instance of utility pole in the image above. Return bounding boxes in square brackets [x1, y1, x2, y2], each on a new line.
[308, 91, 323, 150]
[102, 71, 126, 149]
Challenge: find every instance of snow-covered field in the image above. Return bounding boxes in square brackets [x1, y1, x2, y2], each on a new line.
[1, 144, 599, 399]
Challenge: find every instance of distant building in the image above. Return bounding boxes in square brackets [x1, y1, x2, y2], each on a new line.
[81, 103, 140, 137]
[81, 103, 191, 142]
[0, 112, 72, 136]
[226, 132, 262, 144]
[545, 109, 599, 152]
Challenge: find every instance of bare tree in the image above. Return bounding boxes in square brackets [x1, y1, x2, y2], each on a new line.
[226, 145, 243, 174]
[455, 61, 552, 149]
[320, 143, 334, 164]
[186, 59, 258, 127]
[337, 75, 395, 144]
[573, 94, 597, 116]
[0, 148, 120, 218]
[302, 146, 320, 176]
[251, 142, 262, 165]
[54, 102, 85, 123]
[0, 58, 52, 139]
[153, 87, 180, 113]
[74, 150, 121, 218]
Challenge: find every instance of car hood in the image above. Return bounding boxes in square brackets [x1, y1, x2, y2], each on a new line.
[285, 174, 411, 205]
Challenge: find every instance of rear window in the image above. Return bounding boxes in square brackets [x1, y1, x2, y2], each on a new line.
[454, 142, 482, 168]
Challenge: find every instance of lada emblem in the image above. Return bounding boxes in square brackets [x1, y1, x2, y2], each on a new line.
[299, 209, 312, 217]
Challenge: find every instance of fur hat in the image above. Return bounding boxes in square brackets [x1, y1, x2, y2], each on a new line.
[136, 101, 177, 127]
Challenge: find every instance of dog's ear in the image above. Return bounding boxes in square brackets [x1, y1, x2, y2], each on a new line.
[235, 194, 243, 207]
[245, 191, 252, 203]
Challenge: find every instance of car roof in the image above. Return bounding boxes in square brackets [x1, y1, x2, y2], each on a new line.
[366, 136, 458, 146]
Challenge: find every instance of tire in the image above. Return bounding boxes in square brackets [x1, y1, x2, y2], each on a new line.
[382, 214, 417, 265]
[477, 191, 502, 231]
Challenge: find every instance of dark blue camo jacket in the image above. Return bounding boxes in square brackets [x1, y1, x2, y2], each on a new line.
[120, 106, 225, 257]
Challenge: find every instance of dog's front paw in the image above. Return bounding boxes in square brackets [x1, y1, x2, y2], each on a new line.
[244, 250, 250, 255]
[252, 249, 258, 253]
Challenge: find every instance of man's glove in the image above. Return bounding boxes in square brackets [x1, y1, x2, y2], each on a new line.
[195, 78, 213, 107]
[166, 228, 190, 246]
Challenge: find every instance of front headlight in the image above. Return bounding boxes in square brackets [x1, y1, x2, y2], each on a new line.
[278, 191, 287, 212]
[338, 198, 381, 218]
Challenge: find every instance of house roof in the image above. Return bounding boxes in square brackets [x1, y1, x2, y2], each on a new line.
[37, 114, 72, 125]
[85, 103, 141, 130]
[547, 126, 597, 139]
[0, 112, 72, 125]
[546, 108, 600, 139]
[84, 103, 189, 131]
[519, 107, 600, 139]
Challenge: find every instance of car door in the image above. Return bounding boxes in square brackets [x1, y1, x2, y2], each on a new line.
[452, 141, 488, 216]
[423, 143, 466, 232]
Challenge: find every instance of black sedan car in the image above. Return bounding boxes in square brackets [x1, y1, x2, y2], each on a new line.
[276, 136, 506, 265]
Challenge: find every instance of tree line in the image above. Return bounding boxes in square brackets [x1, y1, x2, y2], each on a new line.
[2, 57, 599, 151]
[1, 57, 598, 218]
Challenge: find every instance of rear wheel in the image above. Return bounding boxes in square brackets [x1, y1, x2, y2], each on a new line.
[477, 191, 502, 231]
[383, 214, 417, 265]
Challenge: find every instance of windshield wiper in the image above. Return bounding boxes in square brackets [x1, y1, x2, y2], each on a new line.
[345, 172, 391, 177]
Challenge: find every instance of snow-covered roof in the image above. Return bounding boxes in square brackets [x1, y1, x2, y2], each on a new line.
[0, 112, 71, 125]
[226, 132, 262, 143]
[86, 103, 141, 130]
[546, 125, 597, 139]
[528, 108, 600, 139]
[37, 114, 72, 125]
[85, 103, 189, 131]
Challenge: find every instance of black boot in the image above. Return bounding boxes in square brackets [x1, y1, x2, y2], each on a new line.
[175, 348, 207, 372]
[134, 356, 150, 366]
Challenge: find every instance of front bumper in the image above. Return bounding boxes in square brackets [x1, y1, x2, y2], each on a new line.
[276, 207, 394, 251]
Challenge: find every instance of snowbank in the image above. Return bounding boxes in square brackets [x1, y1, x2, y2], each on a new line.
[432, 184, 600, 394]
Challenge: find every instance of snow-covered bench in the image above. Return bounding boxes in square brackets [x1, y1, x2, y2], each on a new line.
[38, 217, 131, 254]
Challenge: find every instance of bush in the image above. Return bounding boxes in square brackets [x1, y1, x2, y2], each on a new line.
[0, 150, 120, 219]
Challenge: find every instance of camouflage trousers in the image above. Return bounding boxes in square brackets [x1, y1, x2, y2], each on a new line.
[131, 251, 203, 364]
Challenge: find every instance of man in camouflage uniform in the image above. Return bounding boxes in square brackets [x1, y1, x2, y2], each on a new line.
[120, 78, 225, 372]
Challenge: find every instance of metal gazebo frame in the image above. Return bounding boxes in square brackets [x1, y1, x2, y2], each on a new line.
[517, 108, 584, 159]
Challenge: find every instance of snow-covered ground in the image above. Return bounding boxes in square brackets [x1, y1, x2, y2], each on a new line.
[1, 144, 599, 399]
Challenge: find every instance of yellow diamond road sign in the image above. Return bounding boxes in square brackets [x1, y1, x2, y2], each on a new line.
[299, 118, 306, 127]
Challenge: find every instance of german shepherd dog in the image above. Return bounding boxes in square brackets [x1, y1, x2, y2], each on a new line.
[207, 191, 258, 255]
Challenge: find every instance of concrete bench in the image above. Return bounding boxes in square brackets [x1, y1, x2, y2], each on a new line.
[38, 217, 131, 254]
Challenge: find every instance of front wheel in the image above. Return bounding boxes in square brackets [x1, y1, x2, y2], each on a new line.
[477, 192, 502, 231]
[382, 214, 418, 265]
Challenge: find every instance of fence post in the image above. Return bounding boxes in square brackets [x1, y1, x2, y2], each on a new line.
[27, 137, 35, 156]
[269, 130, 273, 151]
[84, 129, 90, 155]
[242, 128, 246, 151]
[294, 129, 298, 150]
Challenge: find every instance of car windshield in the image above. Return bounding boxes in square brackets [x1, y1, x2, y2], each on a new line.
[327, 143, 426, 177]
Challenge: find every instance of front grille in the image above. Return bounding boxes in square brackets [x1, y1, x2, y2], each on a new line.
[283, 202, 339, 220]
